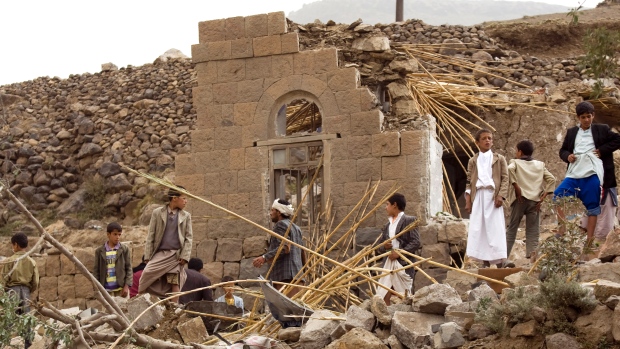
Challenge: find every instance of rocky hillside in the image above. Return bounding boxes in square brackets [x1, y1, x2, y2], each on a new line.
[0, 57, 196, 231]
[288, 0, 570, 26]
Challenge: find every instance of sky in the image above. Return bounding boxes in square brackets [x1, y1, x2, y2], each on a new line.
[0, 0, 598, 86]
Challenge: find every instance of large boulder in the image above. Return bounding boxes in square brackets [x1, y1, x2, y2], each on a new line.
[577, 263, 620, 283]
[126, 293, 165, 331]
[325, 328, 388, 349]
[370, 296, 392, 325]
[593, 280, 620, 301]
[412, 283, 462, 314]
[391, 311, 445, 349]
[76, 143, 103, 159]
[352, 37, 390, 52]
[57, 189, 87, 216]
[545, 333, 582, 349]
[599, 228, 620, 262]
[344, 305, 375, 331]
[467, 283, 497, 302]
[574, 305, 613, 343]
[434, 322, 465, 348]
[298, 310, 342, 349]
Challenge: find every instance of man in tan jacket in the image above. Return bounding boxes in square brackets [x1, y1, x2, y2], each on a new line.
[139, 187, 193, 302]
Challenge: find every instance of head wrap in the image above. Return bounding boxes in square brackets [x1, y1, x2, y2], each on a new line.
[272, 199, 294, 217]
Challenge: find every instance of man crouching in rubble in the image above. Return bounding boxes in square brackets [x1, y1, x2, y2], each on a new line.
[139, 187, 193, 303]
[376, 193, 421, 305]
[253, 199, 305, 297]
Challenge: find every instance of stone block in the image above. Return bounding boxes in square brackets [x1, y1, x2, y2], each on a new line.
[228, 148, 245, 171]
[594, 280, 620, 301]
[245, 56, 272, 80]
[217, 59, 245, 82]
[299, 310, 342, 349]
[435, 322, 466, 348]
[237, 169, 265, 192]
[240, 258, 269, 286]
[243, 236, 268, 258]
[242, 122, 268, 147]
[127, 293, 165, 331]
[281, 33, 300, 54]
[225, 16, 245, 40]
[445, 301, 478, 328]
[444, 269, 478, 300]
[213, 82, 238, 105]
[347, 135, 372, 160]
[253, 35, 282, 57]
[315, 48, 339, 73]
[391, 311, 445, 349]
[360, 88, 378, 111]
[228, 192, 249, 214]
[323, 114, 350, 135]
[328, 68, 360, 92]
[418, 223, 439, 246]
[230, 37, 254, 59]
[331, 160, 357, 185]
[237, 79, 265, 102]
[196, 61, 218, 86]
[370, 296, 392, 325]
[599, 227, 620, 262]
[412, 283, 462, 314]
[372, 132, 400, 157]
[197, 239, 217, 263]
[39, 276, 58, 301]
[33, 256, 46, 277]
[176, 174, 206, 197]
[203, 262, 224, 284]
[330, 324, 347, 341]
[400, 130, 426, 155]
[216, 238, 244, 262]
[336, 89, 361, 115]
[272, 54, 294, 78]
[268, 12, 287, 36]
[198, 18, 226, 43]
[301, 74, 327, 97]
[319, 89, 341, 117]
[178, 316, 209, 344]
[62, 298, 86, 310]
[381, 156, 407, 180]
[421, 243, 451, 266]
[439, 221, 468, 245]
[414, 268, 448, 292]
[75, 248, 95, 273]
[58, 274, 75, 300]
[356, 157, 381, 181]
[344, 182, 371, 206]
[344, 305, 375, 331]
[245, 147, 268, 169]
[325, 328, 387, 349]
[74, 273, 94, 299]
[46, 254, 61, 277]
[351, 110, 383, 136]
[577, 263, 620, 283]
[294, 50, 316, 75]
[192, 41, 232, 63]
[234, 102, 257, 126]
[194, 151, 230, 174]
[223, 262, 240, 280]
[245, 14, 268, 38]
[213, 126, 242, 150]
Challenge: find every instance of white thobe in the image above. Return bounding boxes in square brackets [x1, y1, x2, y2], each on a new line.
[377, 212, 413, 299]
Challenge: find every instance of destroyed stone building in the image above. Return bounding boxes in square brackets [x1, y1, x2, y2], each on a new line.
[1, 7, 620, 312]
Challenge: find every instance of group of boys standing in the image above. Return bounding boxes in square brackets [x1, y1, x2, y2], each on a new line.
[465, 100, 620, 269]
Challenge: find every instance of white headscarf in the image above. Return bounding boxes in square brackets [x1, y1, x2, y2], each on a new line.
[272, 199, 294, 217]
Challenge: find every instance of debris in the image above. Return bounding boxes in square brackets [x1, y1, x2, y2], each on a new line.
[434, 322, 465, 348]
[177, 316, 209, 344]
[412, 283, 462, 314]
[391, 311, 445, 348]
[127, 293, 165, 331]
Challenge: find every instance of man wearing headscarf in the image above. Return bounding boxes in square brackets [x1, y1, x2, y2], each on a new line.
[252, 199, 305, 296]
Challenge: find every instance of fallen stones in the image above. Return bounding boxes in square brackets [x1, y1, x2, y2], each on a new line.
[468, 323, 493, 340]
[325, 328, 388, 349]
[391, 311, 445, 349]
[504, 271, 538, 288]
[573, 305, 613, 343]
[613, 304, 620, 342]
[599, 228, 620, 262]
[466, 283, 497, 302]
[177, 316, 208, 344]
[509, 320, 537, 338]
[344, 305, 376, 331]
[593, 280, 620, 301]
[126, 293, 164, 331]
[434, 322, 465, 348]
[545, 333, 582, 349]
[352, 36, 390, 52]
[370, 296, 392, 325]
[412, 283, 462, 314]
[298, 310, 342, 349]
[278, 327, 302, 342]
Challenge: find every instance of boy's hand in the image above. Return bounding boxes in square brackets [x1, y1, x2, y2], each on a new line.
[567, 154, 576, 163]
[121, 285, 129, 297]
[383, 241, 393, 250]
[494, 196, 503, 208]
[252, 256, 266, 268]
[179, 259, 187, 266]
[388, 250, 399, 260]
[465, 202, 472, 214]
[514, 184, 523, 203]
[536, 193, 548, 211]
[594, 149, 600, 158]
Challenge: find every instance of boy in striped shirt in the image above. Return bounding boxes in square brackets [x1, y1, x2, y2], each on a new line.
[94, 222, 132, 297]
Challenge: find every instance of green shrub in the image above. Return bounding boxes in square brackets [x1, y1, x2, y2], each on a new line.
[77, 176, 113, 224]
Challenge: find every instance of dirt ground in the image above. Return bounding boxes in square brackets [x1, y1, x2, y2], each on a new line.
[484, 2, 620, 59]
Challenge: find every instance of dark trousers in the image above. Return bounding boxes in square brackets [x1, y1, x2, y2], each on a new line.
[9, 285, 32, 348]
[506, 199, 540, 257]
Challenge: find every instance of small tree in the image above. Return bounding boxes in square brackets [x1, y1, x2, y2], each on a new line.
[580, 27, 620, 99]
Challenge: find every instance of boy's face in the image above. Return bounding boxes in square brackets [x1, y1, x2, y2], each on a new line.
[515, 147, 522, 158]
[171, 195, 188, 210]
[11, 242, 19, 253]
[577, 112, 594, 130]
[223, 282, 234, 295]
[107, 229, 122, 246]
[385, 201, 400, 217]
[476, 132, 493, 152]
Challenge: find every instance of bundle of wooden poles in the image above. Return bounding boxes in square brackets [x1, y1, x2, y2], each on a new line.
[121, 165, 509, 345]
[392, 44, 563, 216]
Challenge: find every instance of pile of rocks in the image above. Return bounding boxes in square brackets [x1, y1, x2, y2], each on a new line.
[0, 56, 196, 225]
